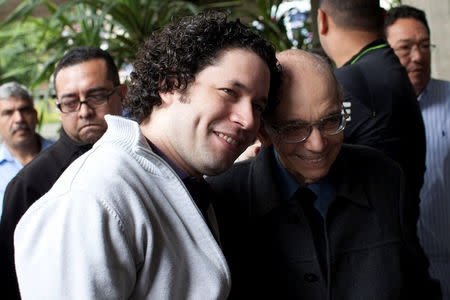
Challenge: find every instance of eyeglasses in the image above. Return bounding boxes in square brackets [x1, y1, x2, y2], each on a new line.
[393, 42, 436, 58]
[56, 87, 118, 113]
[270, 109, 347, 144]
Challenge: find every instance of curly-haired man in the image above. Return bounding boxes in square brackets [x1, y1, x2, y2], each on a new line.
[14, 11, 280, 299]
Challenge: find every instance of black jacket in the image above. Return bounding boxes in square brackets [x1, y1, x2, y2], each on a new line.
[335, 39, 426, 206]
[0, 129, 92, 300]
[207, 144, 440, 299]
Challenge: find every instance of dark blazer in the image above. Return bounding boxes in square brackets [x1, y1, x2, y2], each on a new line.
[0, 129, 92, 300]
[207, 144, 440, 299]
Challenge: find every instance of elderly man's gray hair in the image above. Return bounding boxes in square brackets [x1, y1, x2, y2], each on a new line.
[0, 82, 33, 105]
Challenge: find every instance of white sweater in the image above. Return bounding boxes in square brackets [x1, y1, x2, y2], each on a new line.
[14, 115, 231, 300]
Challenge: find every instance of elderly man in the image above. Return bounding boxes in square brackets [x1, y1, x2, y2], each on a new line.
[14, 11, 280, 299]
[385, 6, 450, 298]
[0, 46, 125, 300]
[0, 82, 53, 216]
[317, 0, 426, 213]
[208, 49, 440, 299]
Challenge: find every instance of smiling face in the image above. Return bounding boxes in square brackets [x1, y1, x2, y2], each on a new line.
[386, 17, 431, 95]
[154, 48, 271, 177]
[264, 51, 343, 185]
[0, 96, 38, 149]
[54, 59, 123, 144]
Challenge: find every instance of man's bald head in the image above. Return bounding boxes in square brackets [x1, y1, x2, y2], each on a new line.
[263, 49, 342, 121]
[277, 49, 339, 95]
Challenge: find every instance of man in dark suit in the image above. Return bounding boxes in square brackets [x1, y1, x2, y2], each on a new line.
[208, 49, 440, 299]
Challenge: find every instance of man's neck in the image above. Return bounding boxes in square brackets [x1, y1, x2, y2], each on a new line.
[5, 135, 41, 165]
[329, 30, 382, 68]
[140, 120, 203, 181]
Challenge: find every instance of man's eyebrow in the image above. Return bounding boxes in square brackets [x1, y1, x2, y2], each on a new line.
[231, 81, 268, 105]
[395, 38, 413, 44]
[59, 86, 110, 99]
[275, 109, 341, 127]
[323, 108, 341, 116]
[395, 37, 430, 44]
[274, 119, 308, 127]
[59, 93, 77, 100]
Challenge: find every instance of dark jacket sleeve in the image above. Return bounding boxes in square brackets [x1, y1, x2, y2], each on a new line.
[0, 173, 42, 300]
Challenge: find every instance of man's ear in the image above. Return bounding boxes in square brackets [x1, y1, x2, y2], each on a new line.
[257, 123, 273, 147]
[317, 8, 328, 35]
[158, 90, 178, 106]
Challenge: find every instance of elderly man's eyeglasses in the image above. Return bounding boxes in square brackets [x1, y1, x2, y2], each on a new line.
[56, 87, 118, 113]
[394, 42, 436, 58]
[270, 109, 347, 144]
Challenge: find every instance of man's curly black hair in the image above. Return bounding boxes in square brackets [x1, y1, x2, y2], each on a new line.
[125, 10, 281, 123]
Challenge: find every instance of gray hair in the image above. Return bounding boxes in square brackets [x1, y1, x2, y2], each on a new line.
[0, 82, 33, 105]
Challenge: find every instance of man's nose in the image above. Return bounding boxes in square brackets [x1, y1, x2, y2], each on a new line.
[230, 100, 257, 131]
[78, 100, 95, 118]
[410, 45, 426, 63]
[304, 126, 325, 152]
[12, 110, 26, 122]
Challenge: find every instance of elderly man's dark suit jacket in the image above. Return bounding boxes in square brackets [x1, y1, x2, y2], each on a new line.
[207, 144, 440, 299]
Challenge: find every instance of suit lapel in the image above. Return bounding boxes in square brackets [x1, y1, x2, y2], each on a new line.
[249, 146, 284, 217]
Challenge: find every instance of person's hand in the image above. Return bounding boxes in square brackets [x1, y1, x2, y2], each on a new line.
[236, 140, 261, 162]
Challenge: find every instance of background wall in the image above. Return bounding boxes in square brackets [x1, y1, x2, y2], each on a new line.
[403, 0, 450, 81]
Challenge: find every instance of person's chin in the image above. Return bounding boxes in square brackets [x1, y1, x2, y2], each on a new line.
[11, 135, 35, 147]
[303, 170, 328, 184]
[79, 127, 106, 144]
[409, 71, 426, 82]
[201, 156, 234, 176]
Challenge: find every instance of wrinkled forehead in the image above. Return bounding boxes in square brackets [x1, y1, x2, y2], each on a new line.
[274, 70, 341, 122]
[386, 18, 430, 43]
[0, 96, 33, 110]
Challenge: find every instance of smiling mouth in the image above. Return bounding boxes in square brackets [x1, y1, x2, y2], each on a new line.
[409, 68, 423, 73]
[299, 156, 325, 163]
[215, 132, 238, 145]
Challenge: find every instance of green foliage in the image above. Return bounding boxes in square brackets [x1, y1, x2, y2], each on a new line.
[0, 0, 204, 88]
[230, 0, 293, 50]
